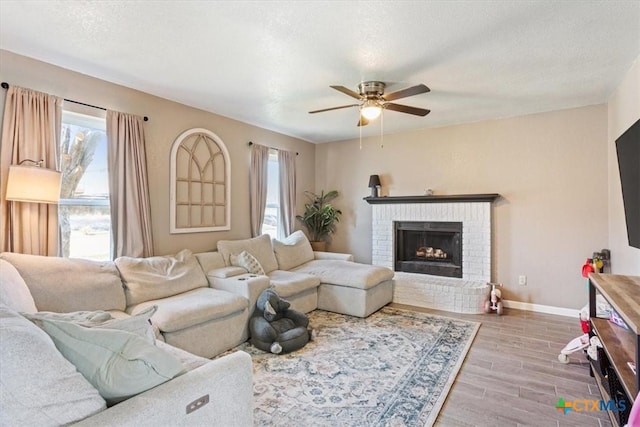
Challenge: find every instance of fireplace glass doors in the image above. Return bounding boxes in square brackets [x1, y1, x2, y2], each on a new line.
[394, 221, 462, 278]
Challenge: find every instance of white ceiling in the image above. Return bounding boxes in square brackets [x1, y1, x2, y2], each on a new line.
[1, 1, 639, 143]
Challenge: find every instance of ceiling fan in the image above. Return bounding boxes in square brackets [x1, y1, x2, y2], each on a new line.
[309, 81, 431, 126]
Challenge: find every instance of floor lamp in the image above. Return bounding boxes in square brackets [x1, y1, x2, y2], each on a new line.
[5, 159, 62, 251]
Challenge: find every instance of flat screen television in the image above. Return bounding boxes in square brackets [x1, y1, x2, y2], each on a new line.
[615, 118, 640, 249]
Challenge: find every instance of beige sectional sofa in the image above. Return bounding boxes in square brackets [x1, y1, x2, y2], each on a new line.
[216, 231, 395, 317]
[2, 250, 250, 359]
[0, 230, 394, 426]
[0, 255, 253, 426]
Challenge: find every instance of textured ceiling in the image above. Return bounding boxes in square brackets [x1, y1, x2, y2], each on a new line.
[1, 1, 639, 143]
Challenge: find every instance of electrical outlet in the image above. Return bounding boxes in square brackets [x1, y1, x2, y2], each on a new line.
[518, 275, 527, 286]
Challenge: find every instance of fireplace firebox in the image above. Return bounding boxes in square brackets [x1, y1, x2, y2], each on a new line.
[394, 221, 462, 278]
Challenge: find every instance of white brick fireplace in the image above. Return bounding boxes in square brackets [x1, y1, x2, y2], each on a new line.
[366, 194, 499, 313]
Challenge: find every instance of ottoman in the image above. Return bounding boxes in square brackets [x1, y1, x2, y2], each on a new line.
[292, 260, 395, 317]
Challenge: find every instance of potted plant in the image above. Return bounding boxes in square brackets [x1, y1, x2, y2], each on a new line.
[296, 190, 342, 251]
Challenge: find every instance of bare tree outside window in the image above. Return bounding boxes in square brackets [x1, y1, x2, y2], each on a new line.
[58, 112, 110, 259]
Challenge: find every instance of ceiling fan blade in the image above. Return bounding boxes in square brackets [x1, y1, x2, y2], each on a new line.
[330, 85, 362, 100]
[309, 104, 359, 114]
[357, 116, 369, 127]
[384, 103, 431, 116]
[382, 84, 430, 102]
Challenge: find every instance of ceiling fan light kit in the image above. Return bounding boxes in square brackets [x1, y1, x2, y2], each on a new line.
[361, 100, 382, 120]
[310, 80, 431, 127]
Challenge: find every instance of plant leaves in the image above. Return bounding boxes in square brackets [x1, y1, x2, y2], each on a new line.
[295, 190, 342, 241]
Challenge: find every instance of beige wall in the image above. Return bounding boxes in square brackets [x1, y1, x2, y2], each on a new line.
[1, 49, 626, 310]
[316, 105, 609, 309]
[607, 55, 640, 275]
[0, 50, 316, 255]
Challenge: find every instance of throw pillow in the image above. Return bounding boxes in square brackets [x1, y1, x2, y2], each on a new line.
[231, 251, 266, 275]
[0, 305, 106, 425]
[217, 234, 279, 273]
[23, 305, 158, 344]
[96, 306, 157, 343]
[272, 230, 315, 270]
[41, 319, 185, 405]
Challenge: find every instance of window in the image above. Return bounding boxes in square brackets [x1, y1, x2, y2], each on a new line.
[58, 111, 111, 260]
[261, 149, 281, 239]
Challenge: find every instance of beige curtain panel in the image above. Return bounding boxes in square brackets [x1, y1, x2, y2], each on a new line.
[249, 143, 269, 237]
[0, 86, 62, 255]
[106, 110, 154, 258]
[278, 149, 297, 238]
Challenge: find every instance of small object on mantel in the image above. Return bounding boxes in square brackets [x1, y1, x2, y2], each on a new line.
[425, 189, 434, 196]
[368, 175, 381, 198]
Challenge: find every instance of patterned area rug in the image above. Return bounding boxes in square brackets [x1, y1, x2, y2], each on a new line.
[236, 306, 480, 426]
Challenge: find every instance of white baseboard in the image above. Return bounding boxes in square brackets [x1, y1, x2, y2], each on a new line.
[503, 299, 580, 318]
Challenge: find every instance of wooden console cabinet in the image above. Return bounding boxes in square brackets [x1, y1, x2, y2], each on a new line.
[588, 273, 640, 427]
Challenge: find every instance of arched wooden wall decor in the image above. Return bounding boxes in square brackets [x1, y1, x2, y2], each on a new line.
[170, 128, 231, 233]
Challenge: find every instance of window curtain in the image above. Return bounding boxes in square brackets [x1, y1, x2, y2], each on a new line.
[106, 110, 154, 258]
[249, 143, 269, 237]
[0, 86, 62, 255]
[278, 149, 296, 238]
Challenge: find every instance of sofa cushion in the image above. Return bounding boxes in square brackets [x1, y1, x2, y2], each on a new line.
[217, 234, 279, 274]
[0, 305, 106, 425]
[0, 259, 37, 313]
[194, 251, 226, 273]
[116, 249, 208, 306]
[41, 318, 185, 406]
[24, 305, 157, 344]
[0, 252, 126, 312]
[231, 250, 266, 275]
[268, 270, 320, 299]
[292, 259, 395, 290]
[272, 230, 315, 271]
[128, 287, 248, 333]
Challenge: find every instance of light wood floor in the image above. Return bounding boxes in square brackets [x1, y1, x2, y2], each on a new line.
[390, 303, 613, 427]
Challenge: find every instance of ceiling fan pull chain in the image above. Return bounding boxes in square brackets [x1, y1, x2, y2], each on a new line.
[380, 110, 384, 149]
[359, 116, 363, 150]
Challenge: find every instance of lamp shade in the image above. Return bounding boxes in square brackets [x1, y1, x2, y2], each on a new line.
[368, 174, 381, 188]
[5, 165, 62, 204]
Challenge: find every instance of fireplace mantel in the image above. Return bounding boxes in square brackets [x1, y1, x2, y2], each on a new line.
[364, 194, 500, 204]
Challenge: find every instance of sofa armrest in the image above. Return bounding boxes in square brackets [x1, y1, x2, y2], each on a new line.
[208, 273, 270, 317]
[72, 351, 253, 427]
[313, 251, 354, 262]
[208, 266, 247, 279]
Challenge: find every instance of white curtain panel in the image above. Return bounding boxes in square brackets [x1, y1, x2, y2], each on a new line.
[0, 85, 62, 255]
[278, 149, 296, 238]
[106, 110, 154, 259]
[249, 144, 269, 237]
